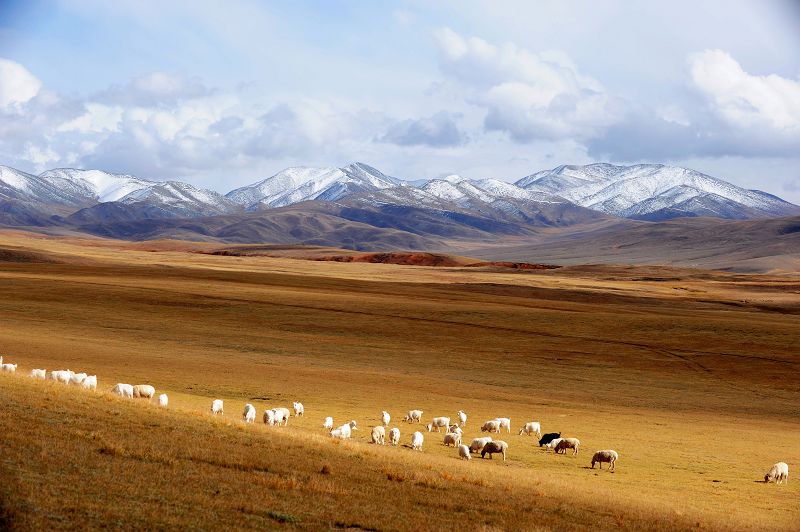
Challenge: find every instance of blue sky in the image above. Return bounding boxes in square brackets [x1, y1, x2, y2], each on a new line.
[1, 0, 799, 200]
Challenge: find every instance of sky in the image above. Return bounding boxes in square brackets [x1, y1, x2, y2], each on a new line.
[1, 0, 799, 201]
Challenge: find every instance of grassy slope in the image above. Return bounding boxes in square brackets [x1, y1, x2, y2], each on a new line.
[0, 231, 798, 530]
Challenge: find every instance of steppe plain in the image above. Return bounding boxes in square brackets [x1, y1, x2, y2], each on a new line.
[0, 230, 798, 530]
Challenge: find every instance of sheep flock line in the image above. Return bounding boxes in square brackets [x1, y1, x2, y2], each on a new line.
[0, 355, 790, 485]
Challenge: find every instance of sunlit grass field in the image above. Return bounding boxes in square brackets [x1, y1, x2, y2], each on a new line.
[0, 230, 798, 530]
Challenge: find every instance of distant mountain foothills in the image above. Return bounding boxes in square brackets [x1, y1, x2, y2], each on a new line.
[1, 161, 799, 265]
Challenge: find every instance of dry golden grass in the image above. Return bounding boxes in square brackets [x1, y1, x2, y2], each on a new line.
[0, 230, 798, 530]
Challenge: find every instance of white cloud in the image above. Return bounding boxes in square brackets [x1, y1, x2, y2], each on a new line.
[57, 103, 123, 133]
[0, 58, 42, 109]
[432, 28, 617, 141]
[689, 49, 800, 131]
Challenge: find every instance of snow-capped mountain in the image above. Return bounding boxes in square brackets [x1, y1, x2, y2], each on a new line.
[226, 162, 401, 210]
[517, 163, 799, 220]
[39, 168, 154, 203]
[0, 161, 797, 231]
[0, 166, 90, 207]
[41, 168, 237, 218]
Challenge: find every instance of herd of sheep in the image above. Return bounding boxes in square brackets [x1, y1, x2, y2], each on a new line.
[0, 355, 790, 485]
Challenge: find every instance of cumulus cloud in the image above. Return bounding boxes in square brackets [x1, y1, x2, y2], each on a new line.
[589, 50, 800, 161]
[689, 49, 800, 131]
[380, 112, 465, 147]
[0, 58, 42, 109]
[95, 72, 212, 107]
[433, 28, 617, 141]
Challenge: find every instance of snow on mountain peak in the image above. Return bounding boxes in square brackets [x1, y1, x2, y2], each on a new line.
[516, 163, 798, 219]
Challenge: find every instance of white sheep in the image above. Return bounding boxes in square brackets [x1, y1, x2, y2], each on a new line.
[469, 437, 493, 454]
[457, 410, 467, 426]
[323, 416, 334, 430]
[211, 399, 224, 415]
[544, 438, 563, 453]
[158, 393, 168, 407]
[764, 462, 789, 484]
[81, 375, 97, 390]
[272, 407, 291, 426]
[55, 370, 72, 384]
[449, 425, 463, 437]
[426, 416, 450, 433]
[402, 409, 423, 423]
[481, 420, 501, 433]
[389, 427, 400, 446]
[494, 417, 511, 433]
[519, 421, 542, 438]
[1, 363, 18, 373]
[264, 409, 276, 425]
[458, 443, 471, 460]
[29, 368, 46, 379]
[132, 384, 155, 399]
[69, 372, 88, 385]
[555, 437, 581, 455]
[112, 383, 134, 398]
[243, 403, 256, 423]
[411, 431, 424, 451]
[331, 420, 358, 440]
[293, 401, 304, 417]
[481, 440, 508, 461]
[381, 411, 391, 426]
[591, 450, 619, 471]
[443, 432, 461, 447]
[371, 426, 386, 445]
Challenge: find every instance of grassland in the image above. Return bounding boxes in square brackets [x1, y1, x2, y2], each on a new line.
[0, 229, 798, 530]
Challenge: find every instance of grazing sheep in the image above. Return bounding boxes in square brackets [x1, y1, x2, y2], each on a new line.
[112, 383, 134, 398]
[293, 401, 304, 417]
[158, 394, 168, 407]
[411, 431, 424, 451]
[389, 427, 400, 446]
[458, 444, 471, 461]
[591, 450, 619, 471]
[538, 432, 561, 447]
[443, 432, 462, 447]
[29, 369, 46, 379]
[371, 426, 386, 445]
[457, 410, 467, 426]
[243, 403, 256, 423]
[211, 399, 224, 415]
[481, 440, 508, 461]
[1, 363, 18, 373]
[765, 462, 789, 484]
[323, 416, 334, 430]
[426, 416, 450, 433]
[469, 437, 493, 454]
[494, 417, 511, 433]
[81, 375, 97, 390]
[403, 410, 423, 423]
[331, 421, 358, 440]
[544, 438, 563, 453]
[481, 420, 501, 433]
[132, 385, 155, 399]
[449, 425, 463, 437]
[555, 437, 581, 456]
[381, 411, 391, 426]
[69, 372, 88, 385]
[271, 407, 291, 426]
[519, 421, 542, 438]
[263, 409, 276, 425]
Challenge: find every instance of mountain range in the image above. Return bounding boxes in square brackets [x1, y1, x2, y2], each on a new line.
[2, 162, 795, 224]
[0, 161, 798, 270]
